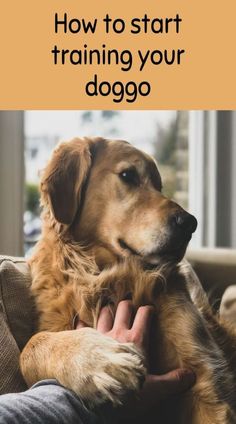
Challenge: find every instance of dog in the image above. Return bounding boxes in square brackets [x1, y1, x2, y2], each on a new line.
[20, 137, 236, 423]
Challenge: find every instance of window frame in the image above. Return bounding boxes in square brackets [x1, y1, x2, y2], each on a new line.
[189, 110, 236, 248]
[0, 111, 24, 256]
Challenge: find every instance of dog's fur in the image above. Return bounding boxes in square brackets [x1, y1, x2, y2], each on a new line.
[21, 138, 236, 423]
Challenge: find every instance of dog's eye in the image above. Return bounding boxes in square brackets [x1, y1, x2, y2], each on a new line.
[119, 168, 140, 186]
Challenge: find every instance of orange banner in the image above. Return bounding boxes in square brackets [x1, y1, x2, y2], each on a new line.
[0, 0, 235, 109]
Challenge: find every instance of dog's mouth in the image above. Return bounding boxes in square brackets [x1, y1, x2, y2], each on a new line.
[117, 237, 190, 266]
[118, 239, 141, 257]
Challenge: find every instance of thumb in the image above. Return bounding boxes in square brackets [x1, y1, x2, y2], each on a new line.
[144, 369, 196, 400]
[113, 369, 196, 419]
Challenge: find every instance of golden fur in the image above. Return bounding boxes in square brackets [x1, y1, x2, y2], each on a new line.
[21, 138, 236, 423]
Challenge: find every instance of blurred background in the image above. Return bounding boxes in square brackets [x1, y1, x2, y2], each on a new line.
[0, 110, 235, 257]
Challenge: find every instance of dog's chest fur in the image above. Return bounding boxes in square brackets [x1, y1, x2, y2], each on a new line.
[31, 251, 236, 422]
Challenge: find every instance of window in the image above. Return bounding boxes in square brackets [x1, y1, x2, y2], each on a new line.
[0, 110, 235, 257]
[189, 111, 236, 248]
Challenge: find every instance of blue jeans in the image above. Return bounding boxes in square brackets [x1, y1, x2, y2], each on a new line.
[0, 380, 100, 424]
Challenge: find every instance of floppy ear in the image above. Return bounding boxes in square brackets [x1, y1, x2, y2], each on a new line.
[41, 138, 92, 225]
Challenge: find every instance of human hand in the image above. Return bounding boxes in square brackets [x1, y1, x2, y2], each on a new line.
[76, 299, 196, 411]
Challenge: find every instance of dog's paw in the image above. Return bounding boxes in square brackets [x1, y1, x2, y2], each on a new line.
[61, 328, 146, 408]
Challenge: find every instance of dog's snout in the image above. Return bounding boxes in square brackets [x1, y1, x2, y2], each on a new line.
[172, 212, 198, 234]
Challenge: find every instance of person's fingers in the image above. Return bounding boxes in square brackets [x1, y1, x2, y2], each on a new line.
[97, 305, 114, 333]
[132, 305, 155, 345]
[143, 369, 196, 400]
[113, 300, 134, 329]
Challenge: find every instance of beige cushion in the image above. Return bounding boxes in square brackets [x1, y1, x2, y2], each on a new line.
[220, 285, 236, 324]
[0, 256, 35, 394]
[187, 248, 236, 311]
[187, 248, 236, 287]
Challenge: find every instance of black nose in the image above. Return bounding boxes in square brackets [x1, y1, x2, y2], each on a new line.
[172, 212, 198, 234]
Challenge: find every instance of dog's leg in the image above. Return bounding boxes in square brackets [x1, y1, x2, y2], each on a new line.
[20, 328, 146, 408]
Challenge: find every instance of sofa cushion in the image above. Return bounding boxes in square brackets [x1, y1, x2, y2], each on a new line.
[0, 256, 35, 394]
[187, 248, 236, 311]
[220, 285, 236, 324]
[0, 302, 27, 394]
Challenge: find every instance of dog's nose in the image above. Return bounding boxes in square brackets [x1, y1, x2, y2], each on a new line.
[172, 212, 198, 234]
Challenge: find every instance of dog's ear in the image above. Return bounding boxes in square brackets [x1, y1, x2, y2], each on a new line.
[41, 138, 92, 225]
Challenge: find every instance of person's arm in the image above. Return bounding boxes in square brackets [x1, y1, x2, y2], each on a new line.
[0, 380, 99, 424]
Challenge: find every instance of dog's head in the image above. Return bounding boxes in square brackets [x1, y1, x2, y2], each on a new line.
[41, 137, 197, 267]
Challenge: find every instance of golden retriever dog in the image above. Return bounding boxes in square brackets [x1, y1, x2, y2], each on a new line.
[20, 138, 236, 423]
